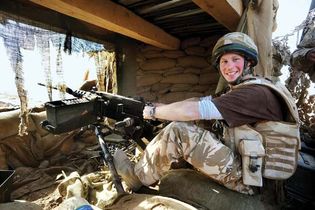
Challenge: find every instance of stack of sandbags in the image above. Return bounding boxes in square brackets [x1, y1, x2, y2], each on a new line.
[0, 109, 90, 169]
[136, 36, 221, 103]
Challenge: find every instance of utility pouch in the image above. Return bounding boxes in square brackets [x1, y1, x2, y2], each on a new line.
[255, 121, 300, 179]
[239, 139, 265, 187]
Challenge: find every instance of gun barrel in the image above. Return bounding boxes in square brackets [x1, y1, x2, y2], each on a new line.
[37, 82, 58, 90]
[37, 82, 87, 98]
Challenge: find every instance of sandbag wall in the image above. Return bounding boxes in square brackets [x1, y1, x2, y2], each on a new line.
[136, 36, 221, 103]
[0, 109, 95, 169]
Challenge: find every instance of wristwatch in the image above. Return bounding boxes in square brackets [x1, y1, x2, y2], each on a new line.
[149, 106, 156, 120]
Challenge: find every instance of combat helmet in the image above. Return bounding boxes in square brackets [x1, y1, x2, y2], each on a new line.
[212, 32, 258, 70]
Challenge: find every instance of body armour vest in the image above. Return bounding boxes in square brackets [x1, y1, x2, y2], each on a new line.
[223, 77, 300, 186]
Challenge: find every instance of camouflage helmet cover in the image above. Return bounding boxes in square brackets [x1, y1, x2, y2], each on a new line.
[212, 32, 258, 69]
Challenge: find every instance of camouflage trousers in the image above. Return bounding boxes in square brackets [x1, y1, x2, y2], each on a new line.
[134, 122, 253, 195]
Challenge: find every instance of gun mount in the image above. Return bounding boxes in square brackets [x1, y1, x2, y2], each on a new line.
[40, 85, 158, 195]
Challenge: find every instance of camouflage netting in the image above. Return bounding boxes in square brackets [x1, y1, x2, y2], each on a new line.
[91, 51, 117, 93]
[272, 9, 315, 143]
[246, 0, 279, 77]
[0, 14, 108, 135]
[0, 14, 125, 209]
[271, 39, 290, 82]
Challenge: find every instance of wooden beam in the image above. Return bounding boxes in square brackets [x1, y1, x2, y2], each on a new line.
[0, 0, 116, 45]
[192, 0, 243, 31]
[29, 0, 180, 49]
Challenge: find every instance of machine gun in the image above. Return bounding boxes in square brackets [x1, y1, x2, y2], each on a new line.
[39, 83, 156, 195]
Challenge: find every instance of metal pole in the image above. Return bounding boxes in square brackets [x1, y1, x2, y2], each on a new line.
[94, 125, 125, 195]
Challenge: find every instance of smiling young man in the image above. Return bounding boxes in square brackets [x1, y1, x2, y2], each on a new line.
[113, 32, 300, 195]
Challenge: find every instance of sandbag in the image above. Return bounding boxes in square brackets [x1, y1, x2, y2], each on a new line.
[162, 50, 185, 58]
[159, 169, 280, 210]
[0, 200, 43, 210]
[199, 72, 220, 85]
[29, 111, 49, 137]
[56, 197, 101, 210]
[177, 56, 210, 68]
[138, 92, 157, 102]
[40, 133, 66, 155]
[1, 134, 41, 168]
[58, 171, 88, 199]
[143, 50, 164, 59]
[184, 46, 206, 56]
[184, 67, 201, 74]
[140, 58, 176, 71]
[160, 73, 199, 84]
[0, 109, 36, 139]
[0, 145, 8, 169]
[163, 67, 184, 76]
[151, 83, 171, 92]
[159, 92, 202, 103]
[107, 194, 198, 210]
[56, 170, 118, 208]
[192, 85, 211, 92]
[136, 74, 163, 87]
[170, 84, 192, 92]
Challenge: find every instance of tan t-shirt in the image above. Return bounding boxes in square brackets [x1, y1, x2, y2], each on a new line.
[212, 85, 283, 127]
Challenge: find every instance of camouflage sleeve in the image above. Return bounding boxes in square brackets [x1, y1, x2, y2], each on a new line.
[290, 8, 315, 73]
[290, 47, 314, 73]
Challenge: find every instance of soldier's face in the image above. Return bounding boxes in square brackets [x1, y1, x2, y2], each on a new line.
[219, 53, 245, 83]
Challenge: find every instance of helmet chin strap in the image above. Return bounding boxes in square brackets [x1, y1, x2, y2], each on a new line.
[227, 60, 253, 86]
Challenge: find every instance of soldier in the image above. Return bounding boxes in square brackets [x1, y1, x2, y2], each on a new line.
[114, 32, 300, 195]
[290, 8, 315, 82]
